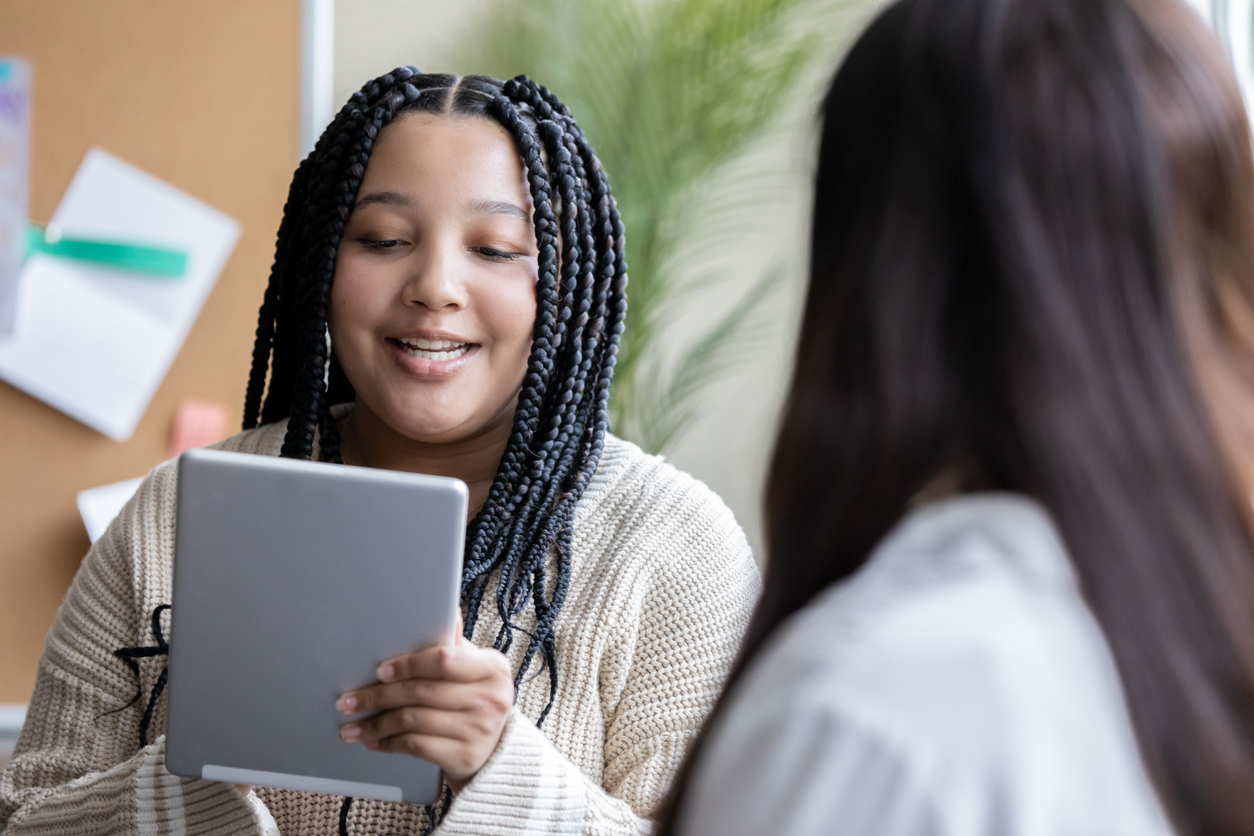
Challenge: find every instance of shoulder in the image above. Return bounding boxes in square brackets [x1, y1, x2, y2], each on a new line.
[756, 494, 1084, 686]
[92, 422, 287, 582]
[211, 421, 287, 457]
[756, 495, 1109, 732]
[704, 493, 1172, 835]
[580, 434, 737, 523]
[113, 422, 286, 533]
[575, 434, 757, 589]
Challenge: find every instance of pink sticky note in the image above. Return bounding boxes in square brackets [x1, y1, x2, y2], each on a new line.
[169, 398, 229, 457]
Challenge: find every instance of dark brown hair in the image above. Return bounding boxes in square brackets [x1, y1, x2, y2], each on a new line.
[659, 0, 1254, 831]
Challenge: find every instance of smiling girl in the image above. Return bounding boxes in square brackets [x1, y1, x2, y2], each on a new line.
[0, 71, 759, 836]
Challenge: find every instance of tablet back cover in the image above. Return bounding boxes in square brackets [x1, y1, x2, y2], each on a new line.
[165, 448, 467, 804]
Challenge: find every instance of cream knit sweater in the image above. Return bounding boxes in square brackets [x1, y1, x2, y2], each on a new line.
[0, 422, 759, 836]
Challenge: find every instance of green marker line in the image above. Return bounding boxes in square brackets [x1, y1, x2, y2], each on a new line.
[26, 223, 189, 278]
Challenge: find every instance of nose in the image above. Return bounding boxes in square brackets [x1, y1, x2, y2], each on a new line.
[400, 237, 468, 312]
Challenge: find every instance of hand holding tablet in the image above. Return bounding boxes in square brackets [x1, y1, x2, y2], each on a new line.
[166, 448, 471, 804]
[336, 614, 513, 791]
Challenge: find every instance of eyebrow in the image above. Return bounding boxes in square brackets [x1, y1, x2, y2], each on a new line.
[353, 190, 416, 210]
[353, 191, 531, 224]
[467, 198, 531, 224]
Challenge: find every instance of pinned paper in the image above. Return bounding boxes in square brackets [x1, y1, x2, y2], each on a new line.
[77, 398, 232, 542]
[76, 476, 144, 543]
[0, 148, 240, 440]
[169, 398, 229, 457]
[0, 59, 30, 336]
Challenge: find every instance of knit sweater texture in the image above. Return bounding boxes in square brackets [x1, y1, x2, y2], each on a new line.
[0, 422, 760, 836]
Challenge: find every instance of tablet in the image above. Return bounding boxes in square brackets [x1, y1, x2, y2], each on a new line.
[165, 448, 468, 805]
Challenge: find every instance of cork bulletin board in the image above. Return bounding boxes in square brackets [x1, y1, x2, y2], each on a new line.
[0, 1, 301, 703]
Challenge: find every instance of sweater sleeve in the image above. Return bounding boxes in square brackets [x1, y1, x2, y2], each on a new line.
[0, 466, 274, 836]
[437, 473, 761, 836]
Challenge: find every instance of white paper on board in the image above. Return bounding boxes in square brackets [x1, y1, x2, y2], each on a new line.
[0, 148, 240, 440]
[76, 476, 144, 543]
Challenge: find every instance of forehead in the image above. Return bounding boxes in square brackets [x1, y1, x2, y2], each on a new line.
[360, 112, 528, 199]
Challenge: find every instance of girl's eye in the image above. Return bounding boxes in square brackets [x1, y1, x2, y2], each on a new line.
[361, 239, 404, 251]
[474, 246, 521, 262]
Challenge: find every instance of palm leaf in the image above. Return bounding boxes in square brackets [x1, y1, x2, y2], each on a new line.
[447, 0, 864, 451]
[633, 263, 786, 452]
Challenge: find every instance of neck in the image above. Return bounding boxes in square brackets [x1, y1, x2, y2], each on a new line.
[338, 402, 514, 516]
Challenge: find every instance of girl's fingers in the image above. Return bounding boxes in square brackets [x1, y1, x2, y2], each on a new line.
[337, 648, 514, 785]
[342, 705, 467, 744]
[335, 630, 514, 786]
[338, 678, 479, 714]
[376, 643, 510, 685]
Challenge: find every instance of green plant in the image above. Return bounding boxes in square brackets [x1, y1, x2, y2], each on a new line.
[451, 0, 853, 452]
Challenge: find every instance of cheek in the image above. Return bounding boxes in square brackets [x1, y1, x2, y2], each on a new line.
[327, 284, 355, 355]
[328, 259, 385, 365]
[488, 282, 538, 360]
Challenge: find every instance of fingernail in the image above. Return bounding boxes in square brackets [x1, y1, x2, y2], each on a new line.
[377, 663, 395, 682]
[337, 695, 357, 714]
[340, 724, 361, 742]
[365, 740, 380, 751]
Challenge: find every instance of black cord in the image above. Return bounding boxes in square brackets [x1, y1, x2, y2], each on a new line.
[339, 796, 353, 836]
[103, 604, 171, 748]
[421, 784, 454, 835]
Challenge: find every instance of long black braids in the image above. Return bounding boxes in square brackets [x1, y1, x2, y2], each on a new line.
[242, 70, 627, 728]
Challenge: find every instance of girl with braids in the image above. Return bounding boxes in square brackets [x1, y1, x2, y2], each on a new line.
[0, 71, 759, 836]
[658, 0, 1254, 833]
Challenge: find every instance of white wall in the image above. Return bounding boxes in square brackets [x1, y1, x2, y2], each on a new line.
[333, 0, 490, 112]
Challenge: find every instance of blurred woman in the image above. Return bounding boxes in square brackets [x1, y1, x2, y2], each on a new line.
[658, 0, 1254, 833]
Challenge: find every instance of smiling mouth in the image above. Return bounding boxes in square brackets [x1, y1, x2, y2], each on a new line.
[389, 337, 473, 361]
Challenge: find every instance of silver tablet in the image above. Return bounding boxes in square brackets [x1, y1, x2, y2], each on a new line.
[165, 448, 467, 805]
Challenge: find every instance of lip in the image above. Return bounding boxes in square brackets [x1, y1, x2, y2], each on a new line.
[385, 330, 480, 380]
[390, 329, 475, 345]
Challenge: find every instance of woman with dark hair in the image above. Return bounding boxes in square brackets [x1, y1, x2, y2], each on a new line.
[658, 0, 1254, 833]
[0, 72, 759, 836]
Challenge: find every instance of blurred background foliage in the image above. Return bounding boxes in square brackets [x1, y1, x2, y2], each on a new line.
[455, 0, 860, 452]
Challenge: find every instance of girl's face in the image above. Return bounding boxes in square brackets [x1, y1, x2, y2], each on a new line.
[330, 113, 539, 445]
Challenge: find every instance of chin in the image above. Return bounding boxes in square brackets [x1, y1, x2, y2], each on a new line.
[370, 391, 518, 445]
[389, 416, 472, 444]
[393, 401, 510, 442]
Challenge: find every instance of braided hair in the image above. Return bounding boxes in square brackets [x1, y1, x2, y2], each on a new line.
[243, 70, 627, 724]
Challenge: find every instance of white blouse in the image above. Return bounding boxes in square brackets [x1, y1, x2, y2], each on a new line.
[680, 493, 1175, 836]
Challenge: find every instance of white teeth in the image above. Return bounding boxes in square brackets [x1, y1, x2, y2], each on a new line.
[394, 338, 470, 361]
[398, 337, 461, 350]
